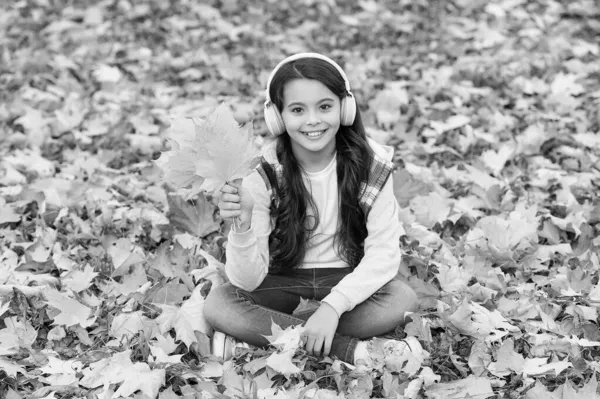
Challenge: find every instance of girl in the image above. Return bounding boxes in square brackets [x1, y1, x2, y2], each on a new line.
[204, 53, 419, 365]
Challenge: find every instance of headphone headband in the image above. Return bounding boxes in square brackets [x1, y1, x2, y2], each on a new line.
[264, 52, 352, 105]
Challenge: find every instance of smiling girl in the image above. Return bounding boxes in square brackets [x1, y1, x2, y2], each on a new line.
[204, 53, 419, 365]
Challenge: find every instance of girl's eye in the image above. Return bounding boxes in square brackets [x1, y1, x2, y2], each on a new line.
[291, 107, 303, 113]
[320, 104, 331, 110]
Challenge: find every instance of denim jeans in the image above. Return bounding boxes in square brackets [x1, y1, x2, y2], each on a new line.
[204, 267, 418, 363]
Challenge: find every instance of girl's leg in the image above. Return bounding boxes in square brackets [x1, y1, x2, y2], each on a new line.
[204, 269, 359, 363]
[204, 273, 312, 347]
[336, 274, 418, 339]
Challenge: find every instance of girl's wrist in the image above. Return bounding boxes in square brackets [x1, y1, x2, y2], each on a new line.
[233, 212, 252, 233]
[233, 216, 251, 233]
[237, 221, 251, 232]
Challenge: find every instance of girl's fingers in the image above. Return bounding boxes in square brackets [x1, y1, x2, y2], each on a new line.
[323, 335, 333, 357]
[220, 193, 240, 203]
[220, 202, 241, 211]
[312, 337, 324, 357]
[219, 210, 240, 219]
[220, 184, 239, 194]
[229, 178, 243, 189]
[304, 335, 326, 357]
[305, 336, 316, 355]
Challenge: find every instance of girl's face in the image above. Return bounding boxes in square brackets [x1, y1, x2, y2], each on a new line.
[280, 78, 341, 169]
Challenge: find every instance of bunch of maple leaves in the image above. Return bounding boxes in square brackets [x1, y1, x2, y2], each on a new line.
[1, 0, 600, 398]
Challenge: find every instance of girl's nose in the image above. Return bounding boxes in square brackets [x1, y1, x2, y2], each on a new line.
[306, 110, 321, 125]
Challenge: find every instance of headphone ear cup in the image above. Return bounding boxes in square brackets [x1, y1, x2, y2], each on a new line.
[264, 104, 286, 136]
[340, 93, 357, 126]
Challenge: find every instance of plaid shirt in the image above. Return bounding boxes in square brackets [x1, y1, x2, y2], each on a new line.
[255, 151, 394, 221]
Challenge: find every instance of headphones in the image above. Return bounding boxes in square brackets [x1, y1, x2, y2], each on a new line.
[263, 52, 357, 136]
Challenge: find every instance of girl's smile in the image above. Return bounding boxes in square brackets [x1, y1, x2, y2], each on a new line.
[301, 128, 328, 138]
[281, 78, 341, 172]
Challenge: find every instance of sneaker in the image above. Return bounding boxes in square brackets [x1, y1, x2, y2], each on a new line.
[211, 331, 250, 361]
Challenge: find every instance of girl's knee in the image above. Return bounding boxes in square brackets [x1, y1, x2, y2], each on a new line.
[204, 283, 236, 326]
[385, 278, 419, 312]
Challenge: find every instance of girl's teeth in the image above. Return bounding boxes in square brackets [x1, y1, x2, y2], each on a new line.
[306, 130, 324, 137]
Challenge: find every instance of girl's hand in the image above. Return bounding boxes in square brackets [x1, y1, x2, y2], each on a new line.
[302, 303, 339, 358]
[219, 178, 254, 231]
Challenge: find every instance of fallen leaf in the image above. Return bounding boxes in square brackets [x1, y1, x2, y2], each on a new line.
[44, 289, 95, 328]
[156, 285, 212, 347]
[191, 248, 228, 288]
[155, 104, 259, 195]
[425, 375, 494, 399]
[488, 338, 525, 377]
[61, 264, 98, 292]
[113, 363, 166, 398]
[167, 192, 220, 238]
[0, 357, 27, 378]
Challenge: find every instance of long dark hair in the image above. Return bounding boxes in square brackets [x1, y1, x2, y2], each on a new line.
[266, 57, 374, 274]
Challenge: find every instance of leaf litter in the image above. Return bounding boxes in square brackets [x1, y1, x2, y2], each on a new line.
[1, 0, 600, 398]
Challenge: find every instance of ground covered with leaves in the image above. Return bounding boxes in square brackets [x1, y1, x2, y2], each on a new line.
[1, 0, 600, 398]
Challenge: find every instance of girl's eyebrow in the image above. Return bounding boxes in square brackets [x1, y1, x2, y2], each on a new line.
[286, 97, 335, 107]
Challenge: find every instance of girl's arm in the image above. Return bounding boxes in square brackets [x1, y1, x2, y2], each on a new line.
[223, 170, 272, 290]
[322, 175, 402, 317]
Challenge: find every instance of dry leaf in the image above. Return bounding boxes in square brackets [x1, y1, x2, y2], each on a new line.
[155, 104, 259, 196]
[167, 192, 220, 237]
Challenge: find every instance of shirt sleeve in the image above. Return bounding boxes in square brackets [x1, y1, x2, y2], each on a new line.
[321, 173, 402, 317]
[224, 170, 272, 291]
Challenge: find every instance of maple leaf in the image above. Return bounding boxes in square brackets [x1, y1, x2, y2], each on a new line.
[148, 241, 176, 278]
[480, 145, 514, 176]
[114, 362, 166, 398]
[0, 317, 37, 354]
[79, 351, 132, 389]
[61, 263, 98, 292]
[149, 345, 183, 364]
[0, 356, 27, 378]
[446, 301, 519, 342]
[155, 104, 259, 195]
[167, 192, 220, 238]
[368, 83, 409, 129]
[154, 147, 205, 193]
[39, 356, 82, 385]
[190, 248, 228, 288]
[156, 285, 212, 347]
[105, 237, 146, 276]
[44, 289, 95, 328]
[153, 334, 179, 355]
[201, 360, 224, 379]
[392, 168, 435, 208]
[487, 338, 525, 377]
[0, 199, 21, 225]
[263, 320, 305, 353]
[368, 336, 428, 376]
[266, 350, 302, 378]
[425, 375, 494, 399]
[12, 107, 50, 147]
[409, 191, 452, 228]
[110, 311, 159, 342]
[435, 262, 471, 293]
[158, 387, 180, 399]
[146, 280, 190, 305]
[522, 357, 572, 377]
[262, 321, 305, 378]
